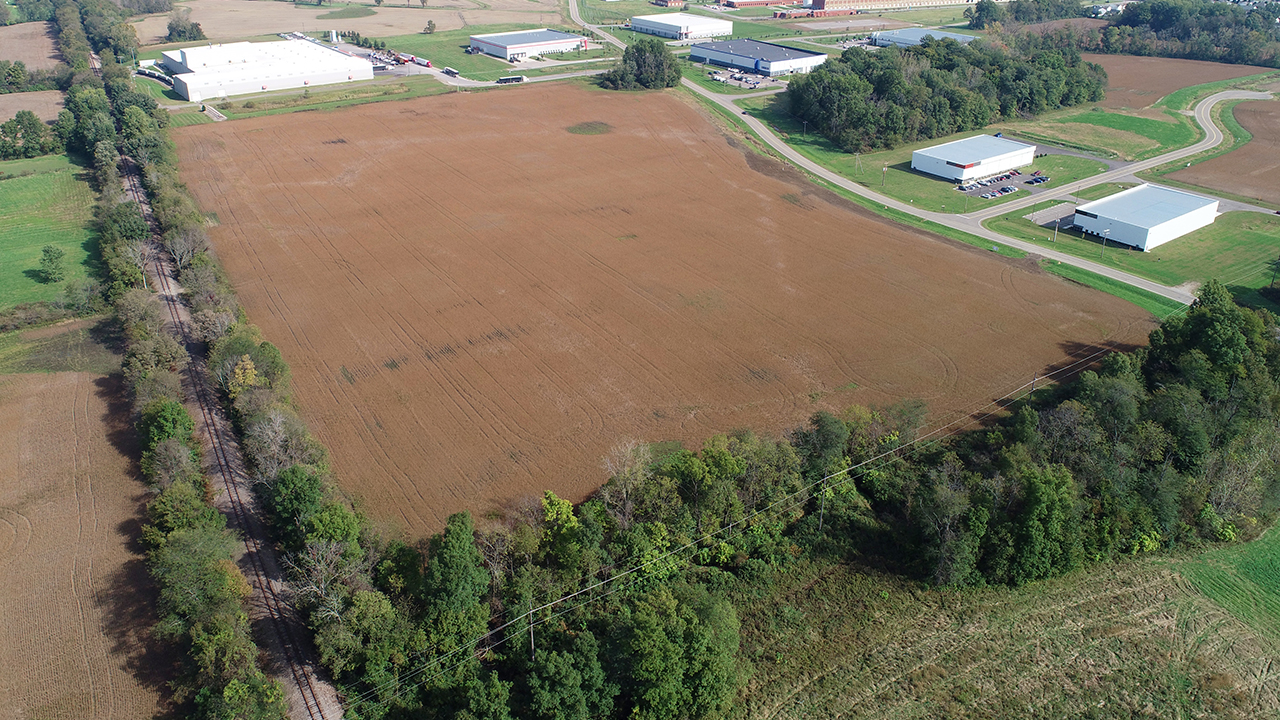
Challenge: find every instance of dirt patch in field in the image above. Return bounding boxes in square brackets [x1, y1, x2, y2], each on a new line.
[0, 90, 65, 123]
[1169, 99, 1280, 206]
[173, 83, 1155, 534]
[132, 0, 561, 45]
[0, 372, 169, 718]
[1083, 53, 1272, 110]
[0, 21, 62, 70]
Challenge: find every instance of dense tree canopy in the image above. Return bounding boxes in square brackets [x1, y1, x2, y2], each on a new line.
[600, 38, 681, 90]
[785, 38, 1105, 151]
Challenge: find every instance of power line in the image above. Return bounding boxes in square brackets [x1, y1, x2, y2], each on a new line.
[345, 341, 1123, 707]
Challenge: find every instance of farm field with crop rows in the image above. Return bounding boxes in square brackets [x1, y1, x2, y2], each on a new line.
[173, 82, 1155, 534]
[0, 370, 167, 719]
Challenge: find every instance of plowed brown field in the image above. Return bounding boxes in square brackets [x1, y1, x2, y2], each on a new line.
[1083, 53, 1271, 110]
[173, 83, 1155, 533]
[1169, 99, 1280, 206]
[0, 372, 166, 719]
[0, 21, 61, 70]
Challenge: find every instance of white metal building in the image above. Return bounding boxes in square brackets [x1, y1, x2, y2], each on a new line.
[161, 37, 374, 102]
[630, 13, 733, 40]
[469, 29, 587, 61]
[690, 39, 827, 76]
[911, 135, 1036, 181]
[1072, 184, 1219, 251]
[870, 28, 977, 48]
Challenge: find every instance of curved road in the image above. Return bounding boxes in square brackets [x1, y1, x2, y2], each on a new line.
[679, 82, 1272, 305]
[561, 2, 1273, 306]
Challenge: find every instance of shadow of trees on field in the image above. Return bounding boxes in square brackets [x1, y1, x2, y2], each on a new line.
[92, 374, 181, 716]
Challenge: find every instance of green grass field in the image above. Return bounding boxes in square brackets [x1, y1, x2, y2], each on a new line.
[1180, 527, 1280, 645]
[0, 316, 123, 375]
[854, 4, 972, 26]
[995, 107, 1198, 162]
[985, 207, 1280, 312]
[728, 548, 1279, 718]
[216, 75, 450, 118]
[735, 94, 1109, 214]
[134, 75, 186, 103]
[1073, 181, 1136, 202]
[316, 4, 376, 19]
[0, 155, 98, 311]
[577, 0, 683, 25]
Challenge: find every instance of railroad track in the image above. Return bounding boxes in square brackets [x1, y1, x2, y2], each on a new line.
[120, 160, 341, 720]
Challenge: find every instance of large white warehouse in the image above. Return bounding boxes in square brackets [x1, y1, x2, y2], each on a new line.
[1072, 183, 1218, 251]
[469, 29, 587, 61]
[911, 135, 1036, 182]
[630, 13, 733, 40]
[870, 28, 977, 48]
[690, 39, 827, 76]
[161, 37, 374, 102]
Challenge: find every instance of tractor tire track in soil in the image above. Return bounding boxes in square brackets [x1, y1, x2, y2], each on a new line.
[171, 83, 1157, 536]
[120, 160, 343, 720]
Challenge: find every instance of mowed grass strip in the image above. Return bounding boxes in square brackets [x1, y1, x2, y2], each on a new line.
[0, 155, 97, 309]
[1180, 528, 1280, 644]
[985, 207, 1280, 312]
[1041, 261, 1188, 319]
[168, 111, 214, 126]
[217, 75, 450, 118]
[1056, 109, 1196, 158]
[736, 94, 1108, 215]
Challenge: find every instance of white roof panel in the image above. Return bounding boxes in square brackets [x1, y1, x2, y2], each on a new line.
[1075, 184, 1218, 229]
[914, 135, 1036, 166]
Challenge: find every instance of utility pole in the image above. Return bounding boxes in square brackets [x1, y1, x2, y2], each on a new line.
[1053, 217, 1059, 243]
[529, 599, 535, 661]
[817, 478, 826, 534]
[882, 164, 887, 187]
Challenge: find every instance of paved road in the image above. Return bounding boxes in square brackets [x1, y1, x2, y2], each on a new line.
[566, 0, 627, 50]
[964, 90, 1273, 221]
[680, 81, 1273, 305]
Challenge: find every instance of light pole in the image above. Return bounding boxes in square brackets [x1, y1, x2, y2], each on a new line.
[802, 119, 807, 137]
[1052, 217, 1059, 243]
[882, 164, 887, 187]
[1100, 228, 1110, 259]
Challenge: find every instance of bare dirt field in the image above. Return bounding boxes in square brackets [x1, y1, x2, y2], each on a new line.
[1169, 100, 1280, 206]
[0, 372, 166, 720]
[0, 21, 62, 70]
[132, 0, 561, 45]
[173, 83, 1155, 534]
[0, 90, 65, 122]
[1083, 53, 1272, 110]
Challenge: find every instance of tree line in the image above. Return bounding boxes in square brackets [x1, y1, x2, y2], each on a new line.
[189, 209, 1278, 720]
[965, 0, 1088, 30]
[784, 37, 1106, 152]
[28, 0, 289, 716]
[994, 0, 1280, 68]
